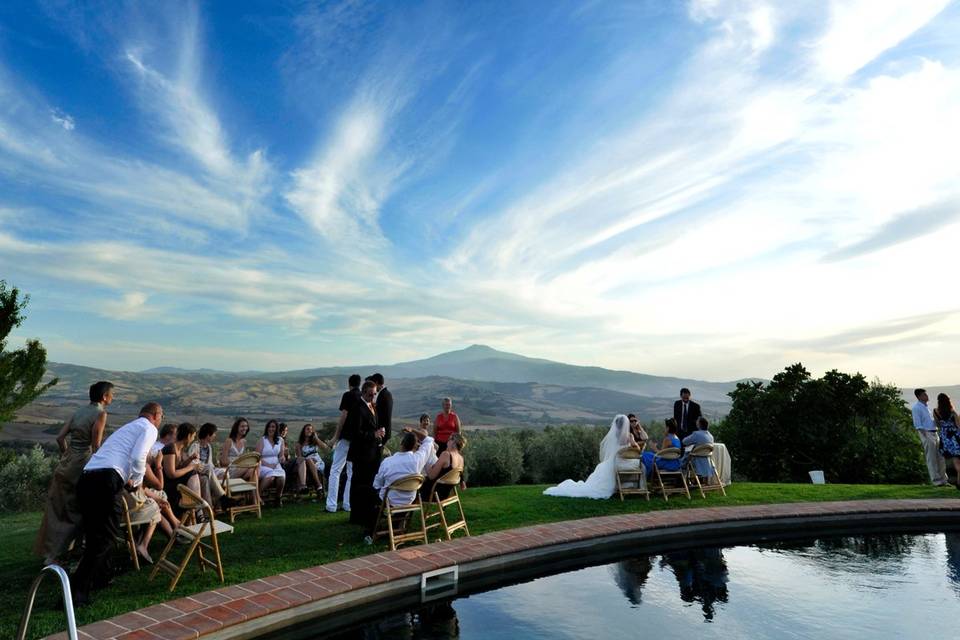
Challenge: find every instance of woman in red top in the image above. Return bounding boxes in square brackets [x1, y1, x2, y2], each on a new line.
[434, 397, 462, 453]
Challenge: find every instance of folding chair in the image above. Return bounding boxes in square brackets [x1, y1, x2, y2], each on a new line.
[424, 469, 470, 541]
[652, 447, 690, 501]
[686, 444, 727, 498]
[150, 484, 233, 592]
[120, 492, 158, 571]
[615, 447, 650, 501]
[372, 474, 428, 551]
[222, 451, 261, 523]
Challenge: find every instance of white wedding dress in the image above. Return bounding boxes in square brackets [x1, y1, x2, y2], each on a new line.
[544, 415, 638, 499]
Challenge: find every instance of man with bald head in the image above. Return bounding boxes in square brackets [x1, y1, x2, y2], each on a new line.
[72, 402, 163, 606]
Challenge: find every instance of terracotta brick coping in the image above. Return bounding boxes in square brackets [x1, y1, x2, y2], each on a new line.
[48, 499, 960, 640]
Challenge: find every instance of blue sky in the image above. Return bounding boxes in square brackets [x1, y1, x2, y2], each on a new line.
[1, 0, 959, 384]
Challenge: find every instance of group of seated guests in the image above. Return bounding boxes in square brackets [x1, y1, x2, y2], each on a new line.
[121, 417, 334, 563]
[628, 414, 717, 481]
[362, 417, 467, 542]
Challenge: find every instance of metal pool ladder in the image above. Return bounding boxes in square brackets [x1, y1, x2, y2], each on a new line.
[17, 564, 78, 640]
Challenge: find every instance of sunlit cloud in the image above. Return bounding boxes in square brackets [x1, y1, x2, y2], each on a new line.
[0, 0, 958, 384]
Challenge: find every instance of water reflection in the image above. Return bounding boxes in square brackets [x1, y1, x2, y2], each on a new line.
[326, 532, 960, 640]
[660, 548, 729, 621]
[332, 603, 460, 640]
[945, 533, 960, 595]
[612, 556, 653, 605]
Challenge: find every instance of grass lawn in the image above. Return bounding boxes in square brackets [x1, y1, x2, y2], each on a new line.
[3, 482, 951, 639]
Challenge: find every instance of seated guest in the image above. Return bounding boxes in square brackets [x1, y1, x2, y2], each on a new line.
[257, 419, 287, 504]
[122, 485, 164, 565]
[151, 423, 176, 463]
[641, 419, 683, 477]
[296, 424, 329, 496]
[189, 422, 234, 509]
[278, 422, 298, 482]
[421, 432, 466, 501]
[367, 427, 435, 543]
[142, 447, 179, 541]
[682, 417, 716, 481]
[627, 414, 649, 446]
[72, 402, 162, 607]
[162, 423, 202, 517]
[418, 414, 439, 468]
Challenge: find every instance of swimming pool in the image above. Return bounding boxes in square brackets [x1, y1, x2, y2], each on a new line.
[329, 532, 960, 639]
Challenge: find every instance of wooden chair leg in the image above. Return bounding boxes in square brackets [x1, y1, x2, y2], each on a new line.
[385, 505, 396, 551]
[417, 502, 428, 545]
[126, 519, 140, 571]
[437, 498, 451, 541]
[455, 492, 470, 536]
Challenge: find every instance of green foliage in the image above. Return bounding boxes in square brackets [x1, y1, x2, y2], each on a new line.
[0, 281, 57, 424]
[464, 431, 524, 486]
[530, 424, 606, 483]
[714, 363, 925, 483]
[0, 444, 56, 512]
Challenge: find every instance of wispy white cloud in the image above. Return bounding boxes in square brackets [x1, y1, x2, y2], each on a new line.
[49, 108, 75, 131]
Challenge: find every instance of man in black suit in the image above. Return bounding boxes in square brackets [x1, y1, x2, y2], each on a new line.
[673, 387, 702, 440]
[368, 373, 393, 445]
[348, 380, 384, 532]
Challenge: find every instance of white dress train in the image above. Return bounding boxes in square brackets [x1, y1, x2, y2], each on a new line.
[543, 414, 639, 500]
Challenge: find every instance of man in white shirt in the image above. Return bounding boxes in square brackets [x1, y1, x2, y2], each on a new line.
[72, 402, 162, 605]
[366, 427, 434, 543]
[912, 388, 947, 486]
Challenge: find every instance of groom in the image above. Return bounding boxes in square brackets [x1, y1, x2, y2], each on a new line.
[348, 380, 384, 528]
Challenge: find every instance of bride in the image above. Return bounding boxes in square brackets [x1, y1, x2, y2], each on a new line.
[544, 414, 643, 499]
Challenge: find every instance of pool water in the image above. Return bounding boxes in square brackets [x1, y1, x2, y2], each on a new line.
[333, 532, 960, 639]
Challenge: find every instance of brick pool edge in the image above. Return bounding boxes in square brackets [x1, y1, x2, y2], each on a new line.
[47, 499, 960, 640]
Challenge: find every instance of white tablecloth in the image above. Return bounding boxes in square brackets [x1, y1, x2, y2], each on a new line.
[712, 443, 732, 486]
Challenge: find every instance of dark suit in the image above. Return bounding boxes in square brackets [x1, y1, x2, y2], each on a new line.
[674, 399, 702, 440]
[348, 401, 381, 526]
[375, 387, 393, 444]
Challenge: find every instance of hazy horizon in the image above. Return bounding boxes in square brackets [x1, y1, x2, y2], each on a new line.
[2, 1, 959, 383]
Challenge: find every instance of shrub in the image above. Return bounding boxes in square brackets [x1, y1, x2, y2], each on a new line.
[464, 431, 523, 486]
[715, 364, 925, 483]
[0, 444, 56, 512]
[531, 424, 606, 483]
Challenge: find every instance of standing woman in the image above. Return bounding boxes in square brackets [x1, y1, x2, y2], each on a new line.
[434, 397, 462, 454]
[257, 419, 286, 505]
[35, 381, 114, 564]
[162, 423, 202, 517]
[935, 394, 960, 489]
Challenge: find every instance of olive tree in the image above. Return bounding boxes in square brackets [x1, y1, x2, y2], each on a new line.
[0, 281, 57, 424]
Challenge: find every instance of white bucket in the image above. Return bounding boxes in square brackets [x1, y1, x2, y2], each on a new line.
[809, 470, 825, 484]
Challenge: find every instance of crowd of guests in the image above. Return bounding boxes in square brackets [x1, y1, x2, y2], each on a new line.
[31, 374, 469, 606]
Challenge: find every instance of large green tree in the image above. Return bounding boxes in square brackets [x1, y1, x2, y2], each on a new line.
[714, 363, 925, 484]
[0, 281, 57, 424]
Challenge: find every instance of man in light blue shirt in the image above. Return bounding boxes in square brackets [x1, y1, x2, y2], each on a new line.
[683, 417, 716, 479]
[912, 388, 947, 486]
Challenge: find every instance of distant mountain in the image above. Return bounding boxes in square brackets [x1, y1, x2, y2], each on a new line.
[15, 346, 753, 429]
[20, 364, 730, 429]
[252, 344, 751, 403]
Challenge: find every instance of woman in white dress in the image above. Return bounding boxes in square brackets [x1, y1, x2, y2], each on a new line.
[256, 419, 286, 504]
[544, 415, 642, 499]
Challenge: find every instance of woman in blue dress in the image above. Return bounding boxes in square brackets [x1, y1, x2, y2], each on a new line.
[935, 393, 960, 489]
[642, 418, 683, 477]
